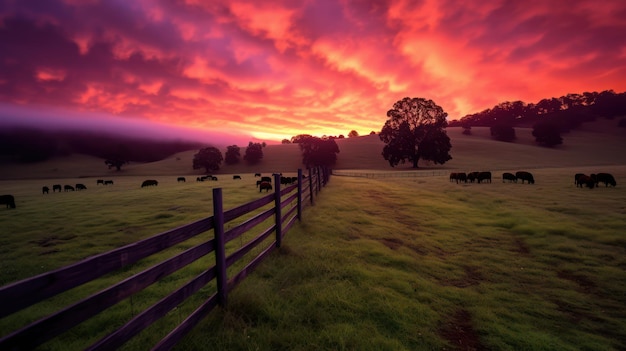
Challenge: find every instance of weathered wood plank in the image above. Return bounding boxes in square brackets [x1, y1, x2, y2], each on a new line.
[87, 267, 217, 351]
[223, 193, 273, 223]
[225, 226, 275, 267]
[151, 293, 220, 351]
[0, 241, 215, 350]
[227, 242, 276, 292]
[224, 207, 275, 243]
[0, 217, 213, 318]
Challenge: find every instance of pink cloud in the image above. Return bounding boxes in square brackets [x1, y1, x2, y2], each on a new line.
[0, 0, 624, 143]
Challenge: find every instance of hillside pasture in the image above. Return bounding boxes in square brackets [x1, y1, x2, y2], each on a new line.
[1, 165, 625, 350]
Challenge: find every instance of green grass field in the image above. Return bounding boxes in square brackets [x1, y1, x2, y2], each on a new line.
[1, 121, 625, 350]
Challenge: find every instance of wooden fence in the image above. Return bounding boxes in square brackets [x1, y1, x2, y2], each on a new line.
[0, 167, 331, 350]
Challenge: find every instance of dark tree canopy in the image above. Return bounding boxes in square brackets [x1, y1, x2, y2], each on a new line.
[193, 147, 223, 172]
[105, 159, 128, 171]
[490, 124, 516, 142]
[290, 134, 313, 143]
[379, 97, 452, 168]
[244, 142, 264, 164]
[348, 130, 359, 138]
[532, 122, 563, 147]
[298, 136, 340, 168]
[281, 139, 291, 144]
[224, 145, 240, 165]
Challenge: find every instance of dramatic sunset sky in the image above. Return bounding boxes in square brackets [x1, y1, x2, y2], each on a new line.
[1, 0, 625, 145]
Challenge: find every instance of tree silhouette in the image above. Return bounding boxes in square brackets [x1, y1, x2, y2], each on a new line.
[532, 122, 563, 147]
[348, 130, 359, 138]
[298, 136, 340, 168]
[104, 159, 128, 171]
[244, 142, 264, 164]
[193, 147, 223, 172]
[379, 97, 452, 168]
[224, 145, 240, 165]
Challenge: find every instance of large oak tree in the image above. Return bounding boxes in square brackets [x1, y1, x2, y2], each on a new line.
[193, 147, 223, 173]
[380, 97, 452, 168]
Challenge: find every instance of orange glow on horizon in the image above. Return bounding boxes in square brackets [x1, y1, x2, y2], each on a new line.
[1, 1, 625, 143]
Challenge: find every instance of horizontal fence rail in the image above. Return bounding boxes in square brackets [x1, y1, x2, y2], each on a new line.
[0, 167, 331, 351]
[332, 170, 448, 178]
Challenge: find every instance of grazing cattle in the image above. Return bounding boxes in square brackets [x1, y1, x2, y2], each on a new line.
[515, 171, 535, 184]
[196, 177, 203, 182]
[261, 176, 272, 183]
[177, 177, 186, 182]
[502, 172, 517, 183]
[1, 195, 16, 209]
[467, 172, 479, 183]
[42, 186, 49, 194]
[97, 179, 104, 185]
[141, 179, 158, 187]
[254, 173, 261, 177]
[477, 171, 492, 183]
[574, 173, 584, 185]
[211, 176, 218, 181]
[280, 176, 293, 185]
[449, 172, 467, 183]
[64, 185, 75, 192]
[576, 174, 595, 189]
[76, 184, 87, 191]
[53, 184, 62, 192]
[104, 180, 114, 185]
[595, 173, 616, 187]
[233, 175, 241, 180]
[256, 180, 262, 187]
[259, 181, 272, 192]
[291, 176, 298, 183]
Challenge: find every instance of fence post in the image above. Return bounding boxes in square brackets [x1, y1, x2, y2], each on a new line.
[212, 188, 227, 307]
[316, 166, 321, 194]
[274, 173, 282, 248]
[308, 168, 314, 205]
[297, 168, 302, 221]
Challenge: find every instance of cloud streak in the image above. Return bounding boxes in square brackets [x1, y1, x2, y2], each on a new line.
[1, 0, 625, 142]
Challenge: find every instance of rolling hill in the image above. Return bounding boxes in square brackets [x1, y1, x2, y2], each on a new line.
[1, 119, 625, 180]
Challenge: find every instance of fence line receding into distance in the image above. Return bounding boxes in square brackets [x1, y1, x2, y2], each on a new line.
[0, 167, 331, 351]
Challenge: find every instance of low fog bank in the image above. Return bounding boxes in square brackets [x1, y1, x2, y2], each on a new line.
[0, 104, 256, 163]
[0, 103, 252, 146]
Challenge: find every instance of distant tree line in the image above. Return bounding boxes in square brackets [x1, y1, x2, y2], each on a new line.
[0, 127, 203, 163]
[449, 90, 626, 130]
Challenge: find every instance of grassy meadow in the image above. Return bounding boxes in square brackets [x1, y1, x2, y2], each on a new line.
[1, 121, 625, 350]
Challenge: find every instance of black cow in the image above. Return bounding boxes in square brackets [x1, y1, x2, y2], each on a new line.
[595, 173, 616, 187]
[141, 180, 158, 187]
[64, 185, 75, 192]
[53, 184, 62, 192]
[467, 172, 479, 183]
[42, 186, 49, 194]
[233, 175, 241, 180]
[259, 181, 272, 192]
[576, 174, 595, 189]
[254, 173, 261, 177]
[449, 172, 457, 182]
[76, 184, 87, 191]
[477, 171, 492, 183]
[261, 176, 272, 183]
[502, 172, 517, 183]
[104, 180, 114, 185]
[211, 176, 218, 181]
[97, 179, 104, 185]
[256, 180, 262, 187]
[1, 195, 16, 209]
[574, 173, 584, 186]
[177, 177, 186, 182]
[515, 171, 535, 184]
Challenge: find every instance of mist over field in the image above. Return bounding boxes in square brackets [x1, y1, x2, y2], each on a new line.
[0, 103, 254, 146]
